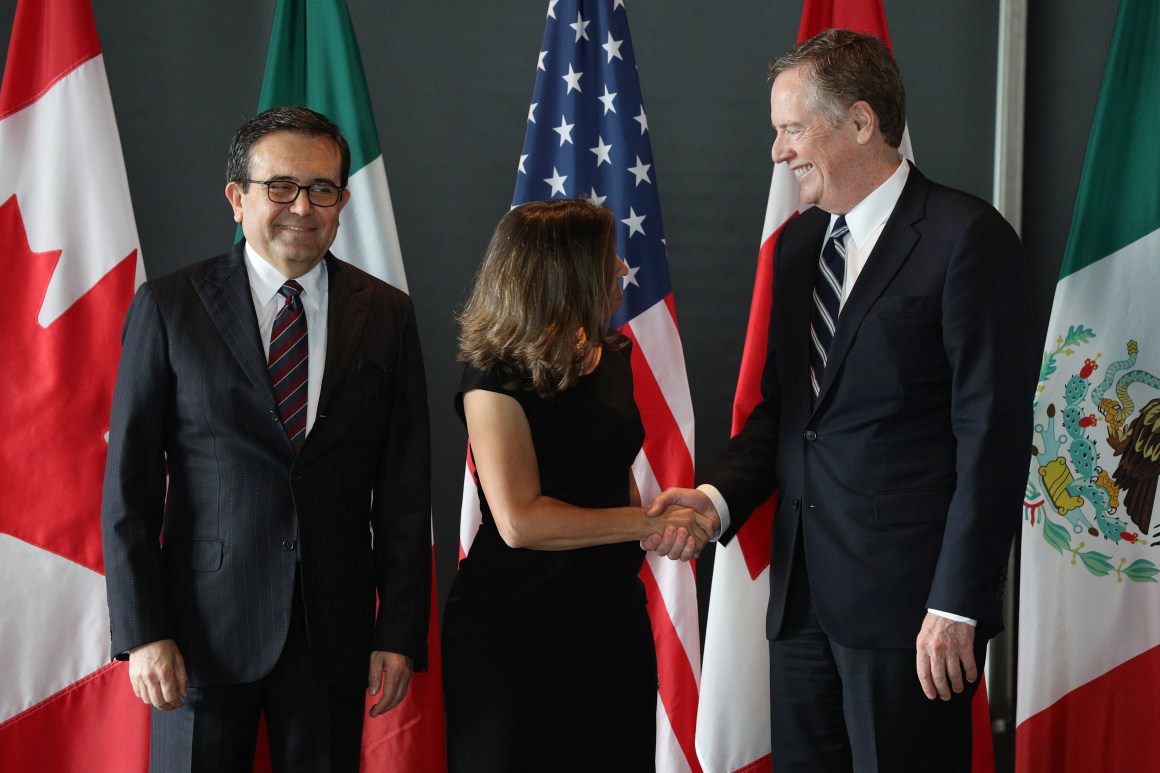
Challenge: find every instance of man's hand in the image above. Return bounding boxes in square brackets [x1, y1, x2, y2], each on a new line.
[640, 487, 720, 561]
[916, 612, 977, 701]
[368, 651, 413, 717]
[128, 639, 188, 711]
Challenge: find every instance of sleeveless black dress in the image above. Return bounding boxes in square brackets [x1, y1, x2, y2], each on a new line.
[442, 342, 657, 772]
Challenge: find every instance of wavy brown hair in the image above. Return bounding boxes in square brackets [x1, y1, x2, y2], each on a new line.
[458, 199, 624, 396]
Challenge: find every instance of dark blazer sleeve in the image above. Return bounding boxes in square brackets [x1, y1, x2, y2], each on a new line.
[923, 199, 1036, 628]
[708, 329, 782, 542]
[370, 293, 432, 669]
[101, 282, 175, 658]
[705, 210, 827, 541]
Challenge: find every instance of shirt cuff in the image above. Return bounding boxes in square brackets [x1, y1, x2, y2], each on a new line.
[697, 484, 729, 540]
[928, 608, 977, 626]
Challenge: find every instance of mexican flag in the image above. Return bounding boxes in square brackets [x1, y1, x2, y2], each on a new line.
[253, 1, 445, 769]
[0, 0, 145, 768]
[256, 0, 408, 292]
[1016, 1, 1160, 770]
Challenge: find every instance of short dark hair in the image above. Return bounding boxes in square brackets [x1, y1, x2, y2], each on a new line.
[458, 199, 623, 397]
[226, 106, 352, 187]
[770, 29, 906, 149]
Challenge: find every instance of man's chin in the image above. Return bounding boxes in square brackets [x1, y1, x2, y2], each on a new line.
[268, 248, 327, 276]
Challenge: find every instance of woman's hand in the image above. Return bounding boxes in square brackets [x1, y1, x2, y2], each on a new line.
[642, 503, 712, 560]
[640, 488, 721, 561]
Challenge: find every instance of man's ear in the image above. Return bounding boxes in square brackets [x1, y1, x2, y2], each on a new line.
[225, 181, 244, 224]
[850, 100, 878, 144]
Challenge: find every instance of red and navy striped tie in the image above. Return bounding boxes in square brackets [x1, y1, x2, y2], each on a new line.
[269, 280, 308, 452]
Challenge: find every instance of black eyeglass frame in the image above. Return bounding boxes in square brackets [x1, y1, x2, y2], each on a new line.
[240, 179, 346, 207]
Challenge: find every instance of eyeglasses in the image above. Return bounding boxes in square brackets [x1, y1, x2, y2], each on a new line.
[241, 179, 345, 207]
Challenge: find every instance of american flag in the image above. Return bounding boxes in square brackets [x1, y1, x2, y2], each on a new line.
[458, 0, 702, 769]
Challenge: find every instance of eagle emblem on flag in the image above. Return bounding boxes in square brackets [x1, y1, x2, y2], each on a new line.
[1025, 325, 1160, 584]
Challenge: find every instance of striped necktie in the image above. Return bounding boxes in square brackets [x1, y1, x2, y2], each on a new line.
[269, 280, 308, 452]
[809, 216, 848, 397]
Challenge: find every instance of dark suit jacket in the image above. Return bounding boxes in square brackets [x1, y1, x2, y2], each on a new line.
[707, 164, 1036, 649]
[101, 242, 431, 688]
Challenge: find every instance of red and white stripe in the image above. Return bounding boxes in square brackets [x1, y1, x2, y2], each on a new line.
[623, 296, 701, 773]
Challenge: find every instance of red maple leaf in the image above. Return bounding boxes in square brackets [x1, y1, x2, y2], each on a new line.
[0, 194, 137, 575]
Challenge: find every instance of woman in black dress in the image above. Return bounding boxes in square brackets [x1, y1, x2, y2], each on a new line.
[442, 200, 708, 772]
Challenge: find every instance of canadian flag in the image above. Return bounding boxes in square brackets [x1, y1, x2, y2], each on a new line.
[0, 0, 146, 769]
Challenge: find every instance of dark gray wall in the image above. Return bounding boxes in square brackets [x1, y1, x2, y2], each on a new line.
[0, 0, 1121, 756]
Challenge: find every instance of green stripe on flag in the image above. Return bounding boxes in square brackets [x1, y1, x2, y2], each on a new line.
[1060, 0, 1160, 279]
[246, 0, 407, 290]
[257, 0, 381, 173]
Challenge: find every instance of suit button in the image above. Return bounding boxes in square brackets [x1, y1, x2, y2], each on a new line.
[282, 540, 296, 551]
[792, 499, 801, 510]
[803, 430, 817, 441]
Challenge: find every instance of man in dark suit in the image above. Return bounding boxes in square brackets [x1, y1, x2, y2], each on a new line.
[101, 106, 431, 771]
[647, 30, 1035, 771]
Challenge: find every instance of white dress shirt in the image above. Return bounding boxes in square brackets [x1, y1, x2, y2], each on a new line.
[835, 159, 910, 307]
[245, 244, 329, 438]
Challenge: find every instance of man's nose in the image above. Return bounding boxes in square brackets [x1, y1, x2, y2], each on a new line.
[289, 190, 315, 215]
[771, 134, 788, 163]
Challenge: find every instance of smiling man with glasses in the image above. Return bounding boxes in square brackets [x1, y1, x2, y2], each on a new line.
[101, 106, 432, 772]
[225, 116, 351, 281]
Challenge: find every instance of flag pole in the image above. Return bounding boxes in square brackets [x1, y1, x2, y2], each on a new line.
[992, 0, 1027, 234]
[989, 0, 1028, 741]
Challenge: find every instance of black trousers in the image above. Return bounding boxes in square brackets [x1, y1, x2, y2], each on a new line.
[768, 541, 985, 773]
[148, 579, 365, 773]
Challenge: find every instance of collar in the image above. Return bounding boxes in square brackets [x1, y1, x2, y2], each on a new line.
[830, 159, 909, 246]
[244, 242, 327, 311]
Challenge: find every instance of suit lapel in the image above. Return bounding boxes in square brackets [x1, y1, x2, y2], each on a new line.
[194, 242, 277, 402]
[815, 165, 929, 406]
[318, 255, 370, 414]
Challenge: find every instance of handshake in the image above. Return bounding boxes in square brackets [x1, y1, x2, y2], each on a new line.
[639, 488, 721, 562]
